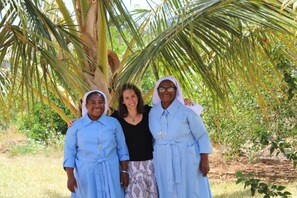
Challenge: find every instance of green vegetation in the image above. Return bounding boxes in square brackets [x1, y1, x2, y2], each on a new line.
[236, 172, 291, 197]
[17, 103, 68, 145]
[211, 180, 297, 198]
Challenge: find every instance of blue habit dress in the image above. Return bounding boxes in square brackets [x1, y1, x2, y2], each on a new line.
[149, 98, 212, 198]
[64, 114, 129, 198]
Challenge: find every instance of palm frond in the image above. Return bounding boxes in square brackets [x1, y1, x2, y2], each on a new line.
[1, 0, 90, 120]
[117, 0, 297, 106]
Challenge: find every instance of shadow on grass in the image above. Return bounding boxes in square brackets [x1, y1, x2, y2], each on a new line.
[44, 190, 68, 198]
[213, 188, 253, 198]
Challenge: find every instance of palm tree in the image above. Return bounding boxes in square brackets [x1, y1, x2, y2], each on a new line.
[0, 0, 142, 122]
[0, 0, 296, 123]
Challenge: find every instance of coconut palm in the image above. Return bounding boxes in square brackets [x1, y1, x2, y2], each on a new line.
[0, 0, 296, 123]
[0, 0, 142, 122]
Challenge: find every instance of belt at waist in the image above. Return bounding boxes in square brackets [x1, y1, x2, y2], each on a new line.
[156, 141, 183, 193]
[154, 133, 195, 145]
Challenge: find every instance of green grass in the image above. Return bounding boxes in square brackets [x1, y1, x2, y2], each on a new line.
[211, 180, 297, 198]
[0, 137, 296, 198]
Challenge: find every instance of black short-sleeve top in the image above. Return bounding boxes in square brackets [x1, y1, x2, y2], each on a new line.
[111, 105, 153, 161]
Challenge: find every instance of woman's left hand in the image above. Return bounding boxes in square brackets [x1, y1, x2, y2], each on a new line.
[120, 172, 129, 188]
[67, 119, 76, 128]
[199, 154, 210, 177]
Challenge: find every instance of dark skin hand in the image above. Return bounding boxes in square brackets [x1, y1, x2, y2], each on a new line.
[120, 160, 129, 187]
[65, 167, 77, 192]
[120, 172, 129, 187]
[199, 153, 210, 177]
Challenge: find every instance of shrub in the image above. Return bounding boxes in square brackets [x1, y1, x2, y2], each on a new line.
[17, 103, 68, 145]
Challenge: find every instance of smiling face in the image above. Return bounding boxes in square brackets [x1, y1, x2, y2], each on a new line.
[157, 80, 176, 109]
[122, 89, 138, 111]
[86, 93, 105, 120]
[118, 84, 144, 117]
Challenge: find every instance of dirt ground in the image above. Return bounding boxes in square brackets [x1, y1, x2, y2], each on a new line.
[208, 145, 297, 183]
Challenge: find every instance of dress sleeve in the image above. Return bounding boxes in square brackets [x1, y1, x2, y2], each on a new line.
[114, 119, 130, 161]
[187, 111, 212, 154]
[63, 125, 78, 168]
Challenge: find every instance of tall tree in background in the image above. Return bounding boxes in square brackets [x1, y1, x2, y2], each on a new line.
[0, 0, 296, 122]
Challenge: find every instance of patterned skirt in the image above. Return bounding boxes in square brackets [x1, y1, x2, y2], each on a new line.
[125, 159, 159, 198]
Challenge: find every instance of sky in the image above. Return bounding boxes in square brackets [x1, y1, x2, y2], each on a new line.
[123, 0, 151, 10]
[64, 0, 151, 11]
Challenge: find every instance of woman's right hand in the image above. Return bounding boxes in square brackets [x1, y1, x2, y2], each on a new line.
[184, 98, 194, 106]
[67, 176, 77, 193]
[66, 167, 77, 192]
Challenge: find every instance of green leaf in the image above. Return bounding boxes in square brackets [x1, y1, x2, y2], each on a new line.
[284, 191, 292, 195]
[251, 187, 256, 196]
[277, 186, 286, 191]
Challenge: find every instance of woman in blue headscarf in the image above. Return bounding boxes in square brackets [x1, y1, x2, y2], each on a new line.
[149, 76, 212, 198]
[63, 90, 129, 198]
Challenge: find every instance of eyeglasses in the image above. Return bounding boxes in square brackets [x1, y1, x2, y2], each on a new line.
[157, 86, 176, 93]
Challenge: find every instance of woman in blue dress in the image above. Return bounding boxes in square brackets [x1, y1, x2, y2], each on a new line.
[149, 76, 212, 198]
[63, 90, 130, 198]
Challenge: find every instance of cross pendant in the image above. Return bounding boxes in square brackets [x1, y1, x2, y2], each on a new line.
[159, 131, 165, 140]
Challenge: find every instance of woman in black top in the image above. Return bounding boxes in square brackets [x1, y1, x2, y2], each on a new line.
[111, 84, 158, 198]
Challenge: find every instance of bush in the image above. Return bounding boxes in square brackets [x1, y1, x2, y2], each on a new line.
[17, 103, 68, 145]
[236, 171, 292, 197]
